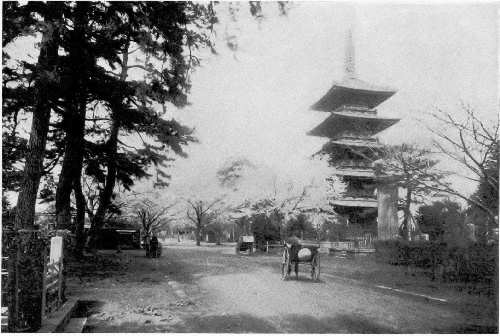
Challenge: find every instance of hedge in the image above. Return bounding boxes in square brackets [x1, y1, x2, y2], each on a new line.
[374, 239, 498, 284]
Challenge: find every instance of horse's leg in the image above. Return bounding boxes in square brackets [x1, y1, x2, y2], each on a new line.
[295, 262, 299, 279]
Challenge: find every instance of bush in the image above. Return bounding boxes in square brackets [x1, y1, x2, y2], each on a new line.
[375, 239, 498, 284]
[251, 213, 280, 250]
[457, 243, 497, 283]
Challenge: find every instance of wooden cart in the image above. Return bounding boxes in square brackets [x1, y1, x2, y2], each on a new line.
[236, 235, 255, 255]
[281, 240, 320, 281]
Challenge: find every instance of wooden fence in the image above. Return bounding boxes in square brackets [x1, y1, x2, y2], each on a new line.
[265, 241, 283, 253]
[41, 256, 64, 319]
[1, 256, 9, 332]
[1, 231, 65, 332]
[263, 237, 377, 256]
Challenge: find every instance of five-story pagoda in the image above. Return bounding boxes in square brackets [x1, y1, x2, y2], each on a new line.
[309, 30, 400, 250]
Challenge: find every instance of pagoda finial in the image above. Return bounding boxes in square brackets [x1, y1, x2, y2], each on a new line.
[344, 28, 356, 79]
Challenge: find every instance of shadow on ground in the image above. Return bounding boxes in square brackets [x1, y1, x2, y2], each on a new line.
[434, 324, 498, 334]
[281, 275, 325, 283]
[83, 313, 277, 333]
[74, 300, 107, 318]
[278, 313, 398, 333]
[81, 312, 401, 333]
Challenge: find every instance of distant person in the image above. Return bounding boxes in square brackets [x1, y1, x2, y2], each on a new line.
[144, 235, 151, 257]
[150, 235, 159, 258]
[286, 234, 301, 261]
[286, 234, 301, 247]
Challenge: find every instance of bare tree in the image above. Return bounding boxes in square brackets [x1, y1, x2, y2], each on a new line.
[424, 104, 499, 227]
[346, 142, 444, 240]
[82, 178, 125, 222]
[242, 178, 321, 241]
[186, 199, 222, 246]
[373, 144, 444, 240]
[203, 211, 236, 245]
[135, 199, 177, 246]
[82, 176, 100, 224]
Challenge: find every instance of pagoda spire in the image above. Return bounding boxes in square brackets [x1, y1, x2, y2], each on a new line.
[308, 13, 401, 249]
[344, 28, 356, 79]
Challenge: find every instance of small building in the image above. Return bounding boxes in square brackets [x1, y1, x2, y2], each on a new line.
[308, 30, 400, 251]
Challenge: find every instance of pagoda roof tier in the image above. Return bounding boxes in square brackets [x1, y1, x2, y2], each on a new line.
[334, 167, 375, 178]
[330, 138, 383, 148]
[335, 105, 378, 114]
[332, 111, 396, 120]
[311, 78, 396, 112]
[331, 197, 378, 208]
[308, 112, 400, 139]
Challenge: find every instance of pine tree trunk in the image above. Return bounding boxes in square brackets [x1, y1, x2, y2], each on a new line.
[91, 42, 129, 237]
[91, 118, 119, 232]
[14, 20, 59, 230]
[55, 2, 89, 230]
[73, 176, 86, 257]
[55, 113, 85, 229]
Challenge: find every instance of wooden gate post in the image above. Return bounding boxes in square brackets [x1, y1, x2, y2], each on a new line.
[57, 260, 64, 308]
[41, 256, 48, 320]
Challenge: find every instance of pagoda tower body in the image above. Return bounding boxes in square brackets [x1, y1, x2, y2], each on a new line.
[309, 30, 400, 248]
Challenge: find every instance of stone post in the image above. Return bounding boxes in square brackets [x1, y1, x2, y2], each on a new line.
[55, 230, 69, 303]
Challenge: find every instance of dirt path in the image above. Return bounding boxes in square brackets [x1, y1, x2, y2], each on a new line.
[67, 242, 497, 333]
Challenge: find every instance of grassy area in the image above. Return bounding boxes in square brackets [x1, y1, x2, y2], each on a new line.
[317, 253, 497, 306]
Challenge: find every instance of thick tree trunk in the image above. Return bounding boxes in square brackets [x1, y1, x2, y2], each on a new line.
[14, 21, 59, 230]
[55, 113, 85, 229]
[55, 2, 89, 230]
[91, 118, 119, 232]
[91, 43, 129, 237]
[73, 176, 86, 257]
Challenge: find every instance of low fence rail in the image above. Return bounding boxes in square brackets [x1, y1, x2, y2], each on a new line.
[265, 242, 283, 253]
[41, 258, 64, 319]
[1, 256, 9, 332]
[1, 230, 67, 332]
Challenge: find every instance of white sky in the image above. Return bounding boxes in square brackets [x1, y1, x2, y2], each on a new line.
[163, 2, 498, 200]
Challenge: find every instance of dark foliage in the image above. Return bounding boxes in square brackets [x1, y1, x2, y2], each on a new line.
[284, 213, 315, 239]
[416, 199, 466, 243]
[4, 1, 292, 233]
[467, 143, 499, 240]
[375, 239, 498, 287]
[251, 213, 280, 249]
[216, 158, 255, 189]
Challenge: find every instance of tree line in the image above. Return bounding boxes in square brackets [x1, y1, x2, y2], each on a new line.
[3, 2, 290, 255]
